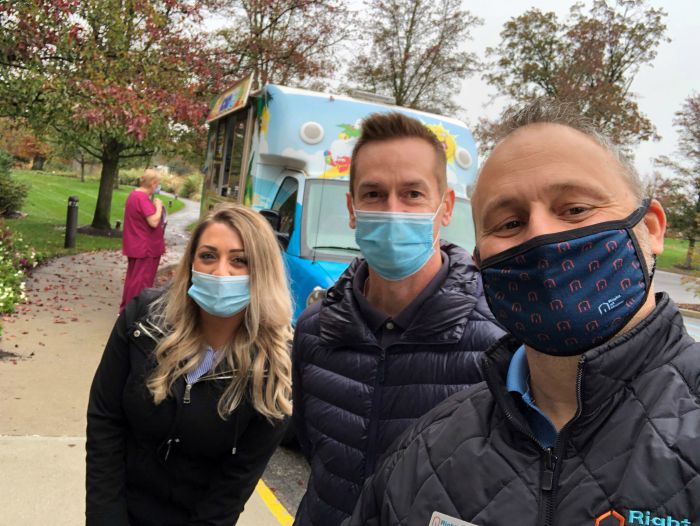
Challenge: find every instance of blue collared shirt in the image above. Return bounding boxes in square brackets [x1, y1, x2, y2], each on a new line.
[506, 346, 558, 448]
[186, 347, 217, 385]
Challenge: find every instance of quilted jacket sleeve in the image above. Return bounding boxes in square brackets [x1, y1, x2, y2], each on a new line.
[85, 312, 132, 526]
[292, 301, 321, 460]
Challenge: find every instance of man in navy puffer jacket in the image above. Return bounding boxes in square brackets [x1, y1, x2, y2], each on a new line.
[291, 112, 505, 526]
[343, 99, 700, 526]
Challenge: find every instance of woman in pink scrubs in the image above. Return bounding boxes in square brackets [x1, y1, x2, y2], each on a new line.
[119, 168, 165, 312]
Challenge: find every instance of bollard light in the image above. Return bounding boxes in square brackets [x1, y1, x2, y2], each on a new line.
[64, 196, 79, 248]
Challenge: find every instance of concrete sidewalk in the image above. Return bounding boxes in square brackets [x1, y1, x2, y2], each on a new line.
[0, 196, 291, 525]
[0, 436, 286, 525]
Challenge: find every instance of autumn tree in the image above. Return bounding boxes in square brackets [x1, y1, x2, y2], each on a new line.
[0, 0, 217, 230]
[655, 93, 700, 269]
[347, 0, 480, 115]
[214, 0, 352, 90]
[479, 0, 668, 153]
[0, 118, 52, 170]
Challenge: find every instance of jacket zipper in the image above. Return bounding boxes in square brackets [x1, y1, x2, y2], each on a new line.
[483, 353, 585, 526]
[363, 347, 387, 478]
[539, 359, 585, 526]
[182, 368, 234, 405]
[135, 321, 161, 342]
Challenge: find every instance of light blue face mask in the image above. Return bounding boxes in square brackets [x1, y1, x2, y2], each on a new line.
[353, 203, 442, 281]
[187, 269, 250, 317]
[154, 184, 162, 195]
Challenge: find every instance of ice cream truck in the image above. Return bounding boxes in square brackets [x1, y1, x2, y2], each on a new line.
[202, 77, 479, 322]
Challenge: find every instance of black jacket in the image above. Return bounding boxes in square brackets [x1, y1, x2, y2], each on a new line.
[86, 289, 287, 526]
[344, 293, 700, 526]
[292, 243, 506, 526]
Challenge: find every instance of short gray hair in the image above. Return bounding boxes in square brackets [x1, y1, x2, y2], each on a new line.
[487, 98, 643, 201]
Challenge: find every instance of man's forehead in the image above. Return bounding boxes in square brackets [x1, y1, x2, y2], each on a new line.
[473, 123, 626, 205]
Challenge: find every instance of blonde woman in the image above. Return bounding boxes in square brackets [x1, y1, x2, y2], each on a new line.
[86, 204, 293, 526]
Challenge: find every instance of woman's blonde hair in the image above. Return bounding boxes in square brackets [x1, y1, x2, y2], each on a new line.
[147, 203, 293, 420]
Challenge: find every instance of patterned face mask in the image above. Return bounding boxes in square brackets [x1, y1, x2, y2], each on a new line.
[477, 201, 655, 356]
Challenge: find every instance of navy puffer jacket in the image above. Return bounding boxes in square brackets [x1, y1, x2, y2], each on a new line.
[292, 242, 505, 526]
[343, 293, 700, 526]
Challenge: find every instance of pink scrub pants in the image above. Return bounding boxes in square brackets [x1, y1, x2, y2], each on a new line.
[119, 256, 161, 313]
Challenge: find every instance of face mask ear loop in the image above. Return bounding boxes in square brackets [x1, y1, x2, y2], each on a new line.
[431, 193, 447, 221]
[430, 194, 448, 250]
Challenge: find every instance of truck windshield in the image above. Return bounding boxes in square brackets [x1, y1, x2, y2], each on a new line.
[302, 180, 360, 262]
[301, 179, 476, 262]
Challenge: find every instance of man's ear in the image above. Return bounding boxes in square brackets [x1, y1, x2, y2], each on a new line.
[644, 198, 666, 255]
[440, 188, 456, 227]
[346, 192, 356, 229]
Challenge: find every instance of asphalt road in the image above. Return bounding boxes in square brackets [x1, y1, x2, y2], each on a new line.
[654, 270, 699, 305]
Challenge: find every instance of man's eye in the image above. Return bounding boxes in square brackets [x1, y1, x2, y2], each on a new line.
[407, 191, 422, 199]
[364, 191, 380, 199]
[499, 220, 523, 231]
[567, 206, 588, 215]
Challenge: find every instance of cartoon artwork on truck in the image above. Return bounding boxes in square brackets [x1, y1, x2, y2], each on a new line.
[202, 79, 479, 322]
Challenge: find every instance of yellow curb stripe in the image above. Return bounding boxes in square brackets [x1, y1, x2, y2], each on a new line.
[255, 479, 294, 526]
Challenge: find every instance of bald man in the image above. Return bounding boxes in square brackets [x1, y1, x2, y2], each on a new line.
[343, 99, 700, 526]
[119, 169, 165, 313]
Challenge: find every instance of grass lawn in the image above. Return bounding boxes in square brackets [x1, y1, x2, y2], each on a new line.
[656, 237, 700, 275]
[6, 170, 184, 259]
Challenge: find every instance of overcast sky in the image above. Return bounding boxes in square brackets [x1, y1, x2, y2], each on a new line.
[456, 0, 700, 178]
[206, 1, 699, 178]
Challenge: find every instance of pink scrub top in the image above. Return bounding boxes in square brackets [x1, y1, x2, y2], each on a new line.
[122, 190, 165, 258]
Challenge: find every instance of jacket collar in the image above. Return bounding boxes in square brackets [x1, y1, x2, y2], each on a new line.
[319, 241, 483, 347]
[485, 293, 690, 442]
[575, 292, 687, 424]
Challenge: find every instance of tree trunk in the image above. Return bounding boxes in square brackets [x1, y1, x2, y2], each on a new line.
[684, 238, 696, 269]
[79, 155, 85, 182]
[31, 155, 45, 170]
[91, 139, 122, 230]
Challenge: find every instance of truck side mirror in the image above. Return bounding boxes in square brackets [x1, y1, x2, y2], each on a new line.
[259, 209, 290, 249]
[259, 209, 281, 231]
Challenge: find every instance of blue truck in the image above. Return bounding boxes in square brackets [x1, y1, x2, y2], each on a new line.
[202, 79, 479, 322]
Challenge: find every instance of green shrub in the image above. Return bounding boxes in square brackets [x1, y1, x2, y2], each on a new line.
[159, 172, 182, 194]
[0, 150, 29, 216]
[166, 158, 197, 176]
[179, 173, 202, 199]
[43, 158, 74, 172]
[118, 168, 143, 187]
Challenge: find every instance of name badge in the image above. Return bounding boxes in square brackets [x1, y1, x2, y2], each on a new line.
[429, 511, 479, 526]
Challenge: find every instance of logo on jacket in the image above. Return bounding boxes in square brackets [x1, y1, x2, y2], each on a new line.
[429, 511, 478, 526]
[594, 509, 692, 526]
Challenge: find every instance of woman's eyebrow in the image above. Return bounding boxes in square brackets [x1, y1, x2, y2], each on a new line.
[198, 245, 245, 253]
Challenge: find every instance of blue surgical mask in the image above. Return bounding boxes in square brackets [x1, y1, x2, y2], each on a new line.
[154, 185, 162, 195]
[354, 202, 442, 281]
[187, 269, 250, 318]
[478, 202, 654, 356]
